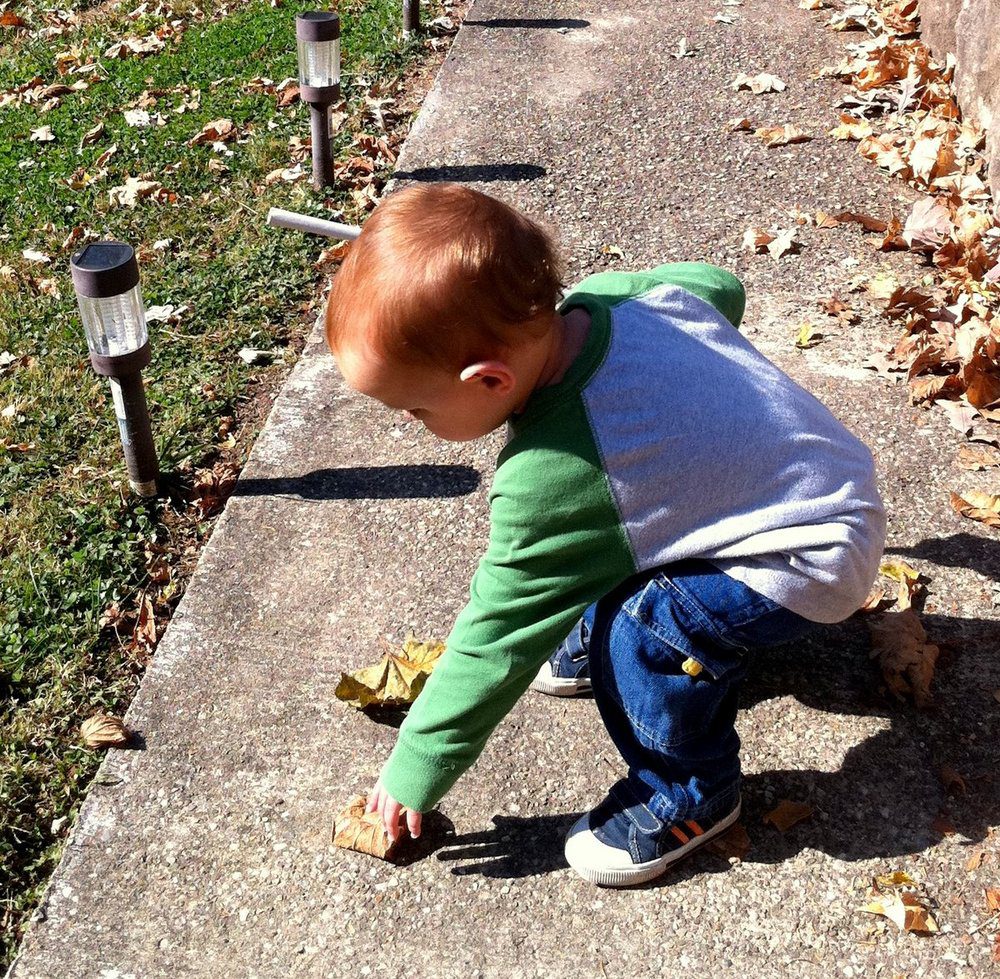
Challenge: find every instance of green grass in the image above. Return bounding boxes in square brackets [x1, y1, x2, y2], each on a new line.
[0, 0, 440, 965]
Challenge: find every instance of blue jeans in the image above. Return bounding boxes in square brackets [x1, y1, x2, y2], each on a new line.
[583, 560, 817, 823]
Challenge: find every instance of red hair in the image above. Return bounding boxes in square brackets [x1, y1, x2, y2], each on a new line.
[325, 183, 564, 368]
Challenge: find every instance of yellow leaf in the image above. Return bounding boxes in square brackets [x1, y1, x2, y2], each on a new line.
[335, 636, 446, 709]
[796, 323, 823, 348]
[879, 559, 923, 609]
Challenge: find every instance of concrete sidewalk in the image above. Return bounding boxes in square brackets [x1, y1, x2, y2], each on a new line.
[10, 1, 999, 976]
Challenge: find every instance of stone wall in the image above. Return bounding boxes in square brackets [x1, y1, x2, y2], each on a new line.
[919, 0, 1000, 209]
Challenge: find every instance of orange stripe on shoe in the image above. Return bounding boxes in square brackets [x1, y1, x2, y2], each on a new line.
[685, 820, 705, 836]
[670, 826, 690, 844]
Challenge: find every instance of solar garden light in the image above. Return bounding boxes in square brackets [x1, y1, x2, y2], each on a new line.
[70, 241, 159, 499]
[403, 0, 419, 34]
[295, 11, 341, 191]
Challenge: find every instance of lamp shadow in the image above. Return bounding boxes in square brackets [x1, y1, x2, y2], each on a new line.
[393, 163, 546, 184]
[464, 18, 590, 29]
[430, 611, 999, 882]
[233, 464, 480, 501]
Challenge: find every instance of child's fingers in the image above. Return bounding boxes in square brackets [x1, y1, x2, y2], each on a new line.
[381, 797, 402, 841]
[406, 808, 422, 839]
[366, 783, 382, 815]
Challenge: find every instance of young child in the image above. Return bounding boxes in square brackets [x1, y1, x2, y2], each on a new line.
[325, 183, 886, 887]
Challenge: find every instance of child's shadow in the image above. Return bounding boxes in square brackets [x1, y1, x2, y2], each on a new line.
[434, 609, 998, 881]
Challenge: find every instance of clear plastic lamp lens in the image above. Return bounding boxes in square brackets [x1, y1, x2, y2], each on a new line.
[76, 285, 148, 357]
[297, 37, 340, 88]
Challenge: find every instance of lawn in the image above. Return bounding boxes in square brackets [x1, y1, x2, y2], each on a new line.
[0, 0, 451, 965]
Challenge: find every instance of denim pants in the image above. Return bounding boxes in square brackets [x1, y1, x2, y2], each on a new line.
[582, 559, 817, 824]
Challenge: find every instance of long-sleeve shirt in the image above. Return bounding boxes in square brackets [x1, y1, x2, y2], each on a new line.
[381, 262, 886, 812]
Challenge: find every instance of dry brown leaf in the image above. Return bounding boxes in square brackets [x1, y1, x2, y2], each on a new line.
[868, 608, 938, 708]
[103, 33, 165, 58]
[1, 10, 28, 27]
[726, 117, 754, 132]
[755, 123, 812, 147]
[705, 821, 751, 859]
[939, 765, 967, 794]
[902, 198, 952, 250]
[731, 72, 786, 94]
[29, 125, 56, 143]
[763, 799, 814, 831]
[950, 490, 1000, 528]
[829, 113, 873, 141]
[966, 850, 984, 871]
[861, 891, 938, 933]
[80, 713, 132, 748]
[985, 888, 1000, 912]
[108, 176, 166, 208]
[957, 445, 1000, 471]
[188, 117, 237, 146]
[332, 795, 399, 860]
[859, 582, 893, 613]
[335, 635, 446, 709]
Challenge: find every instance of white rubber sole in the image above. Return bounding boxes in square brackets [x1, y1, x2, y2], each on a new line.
[529, 667, 592, 697]
[564, 799, 742, 887]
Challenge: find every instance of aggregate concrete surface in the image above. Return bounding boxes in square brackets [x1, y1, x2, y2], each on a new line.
[10, 1, 1000, 977]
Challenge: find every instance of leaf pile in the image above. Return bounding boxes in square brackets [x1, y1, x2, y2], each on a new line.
[818, 1, 1000, 465]
[335, 634, 446, 710]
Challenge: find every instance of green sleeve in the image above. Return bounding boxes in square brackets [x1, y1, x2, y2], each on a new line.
[381, 401, 635, 812]
[648, 262, 746, 328]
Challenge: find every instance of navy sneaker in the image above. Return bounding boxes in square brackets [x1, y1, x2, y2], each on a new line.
[530, 616, 592, 696]
[565, 779, 742, 886]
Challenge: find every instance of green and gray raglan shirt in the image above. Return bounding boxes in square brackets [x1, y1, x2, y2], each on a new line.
[382, 262, 886, 812]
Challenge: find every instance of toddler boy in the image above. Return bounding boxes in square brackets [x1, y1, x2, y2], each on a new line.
[325, 183, 886, 886]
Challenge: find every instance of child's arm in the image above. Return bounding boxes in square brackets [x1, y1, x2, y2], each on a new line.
[375, 435, 636, 825]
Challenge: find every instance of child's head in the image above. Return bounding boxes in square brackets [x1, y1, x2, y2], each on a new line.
[325, 183, 564, 440]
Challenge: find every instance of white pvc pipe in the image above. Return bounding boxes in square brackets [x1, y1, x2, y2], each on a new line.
[266, 207, 362, 240]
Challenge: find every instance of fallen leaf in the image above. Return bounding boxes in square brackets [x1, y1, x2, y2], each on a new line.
[714, 13, 738, 24]
[81, 121, 105, 145]
[828, 113, 873, 141]
[902, 198, 952, 250]
[879, 559, 923, 610]
[860, 582, 893, 612]
[188, 117, 237, 146]
[103, 33, 164, 58]
[335, 635, 446, 710]
[21, 249, 50, 264]
[799, 0, 825, 8]
[763, 799, 814, 831]
[29, 125, 56, 142]
[957, 445, 1000, 471]
[726, 117, 754, 132]
[1, 10, 28, 27]
[80, 713, 132, 748]
[672, 36, 695, 58]
[767, 228, 799, 259]
[333, 795, 400, 860]
[966, 850, 984, 871]
[868, 608, 938, 707]
[986, 888, 1000, 912]
[108, 176, 166, 208]
[705, 821, 751, 859]
[123, 108, 151, 127]
[796, 323, 824, 348]
[238, 347, 275, 365]
[861, 891, 938, 933]
[731, 72, 787, 94]
[950, 490, 1000, 528]
[135, 593, 156, 649]
[940, 765, 967, 794]
[756, 123, 812, 147]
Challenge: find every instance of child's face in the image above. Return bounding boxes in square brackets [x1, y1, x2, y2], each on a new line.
[333, 339, 512, 442]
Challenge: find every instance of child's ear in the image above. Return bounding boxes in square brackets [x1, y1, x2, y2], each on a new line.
[459, 361, 515, 394]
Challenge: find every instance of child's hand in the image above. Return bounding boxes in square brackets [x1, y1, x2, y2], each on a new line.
[367, 777, 422, 841]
